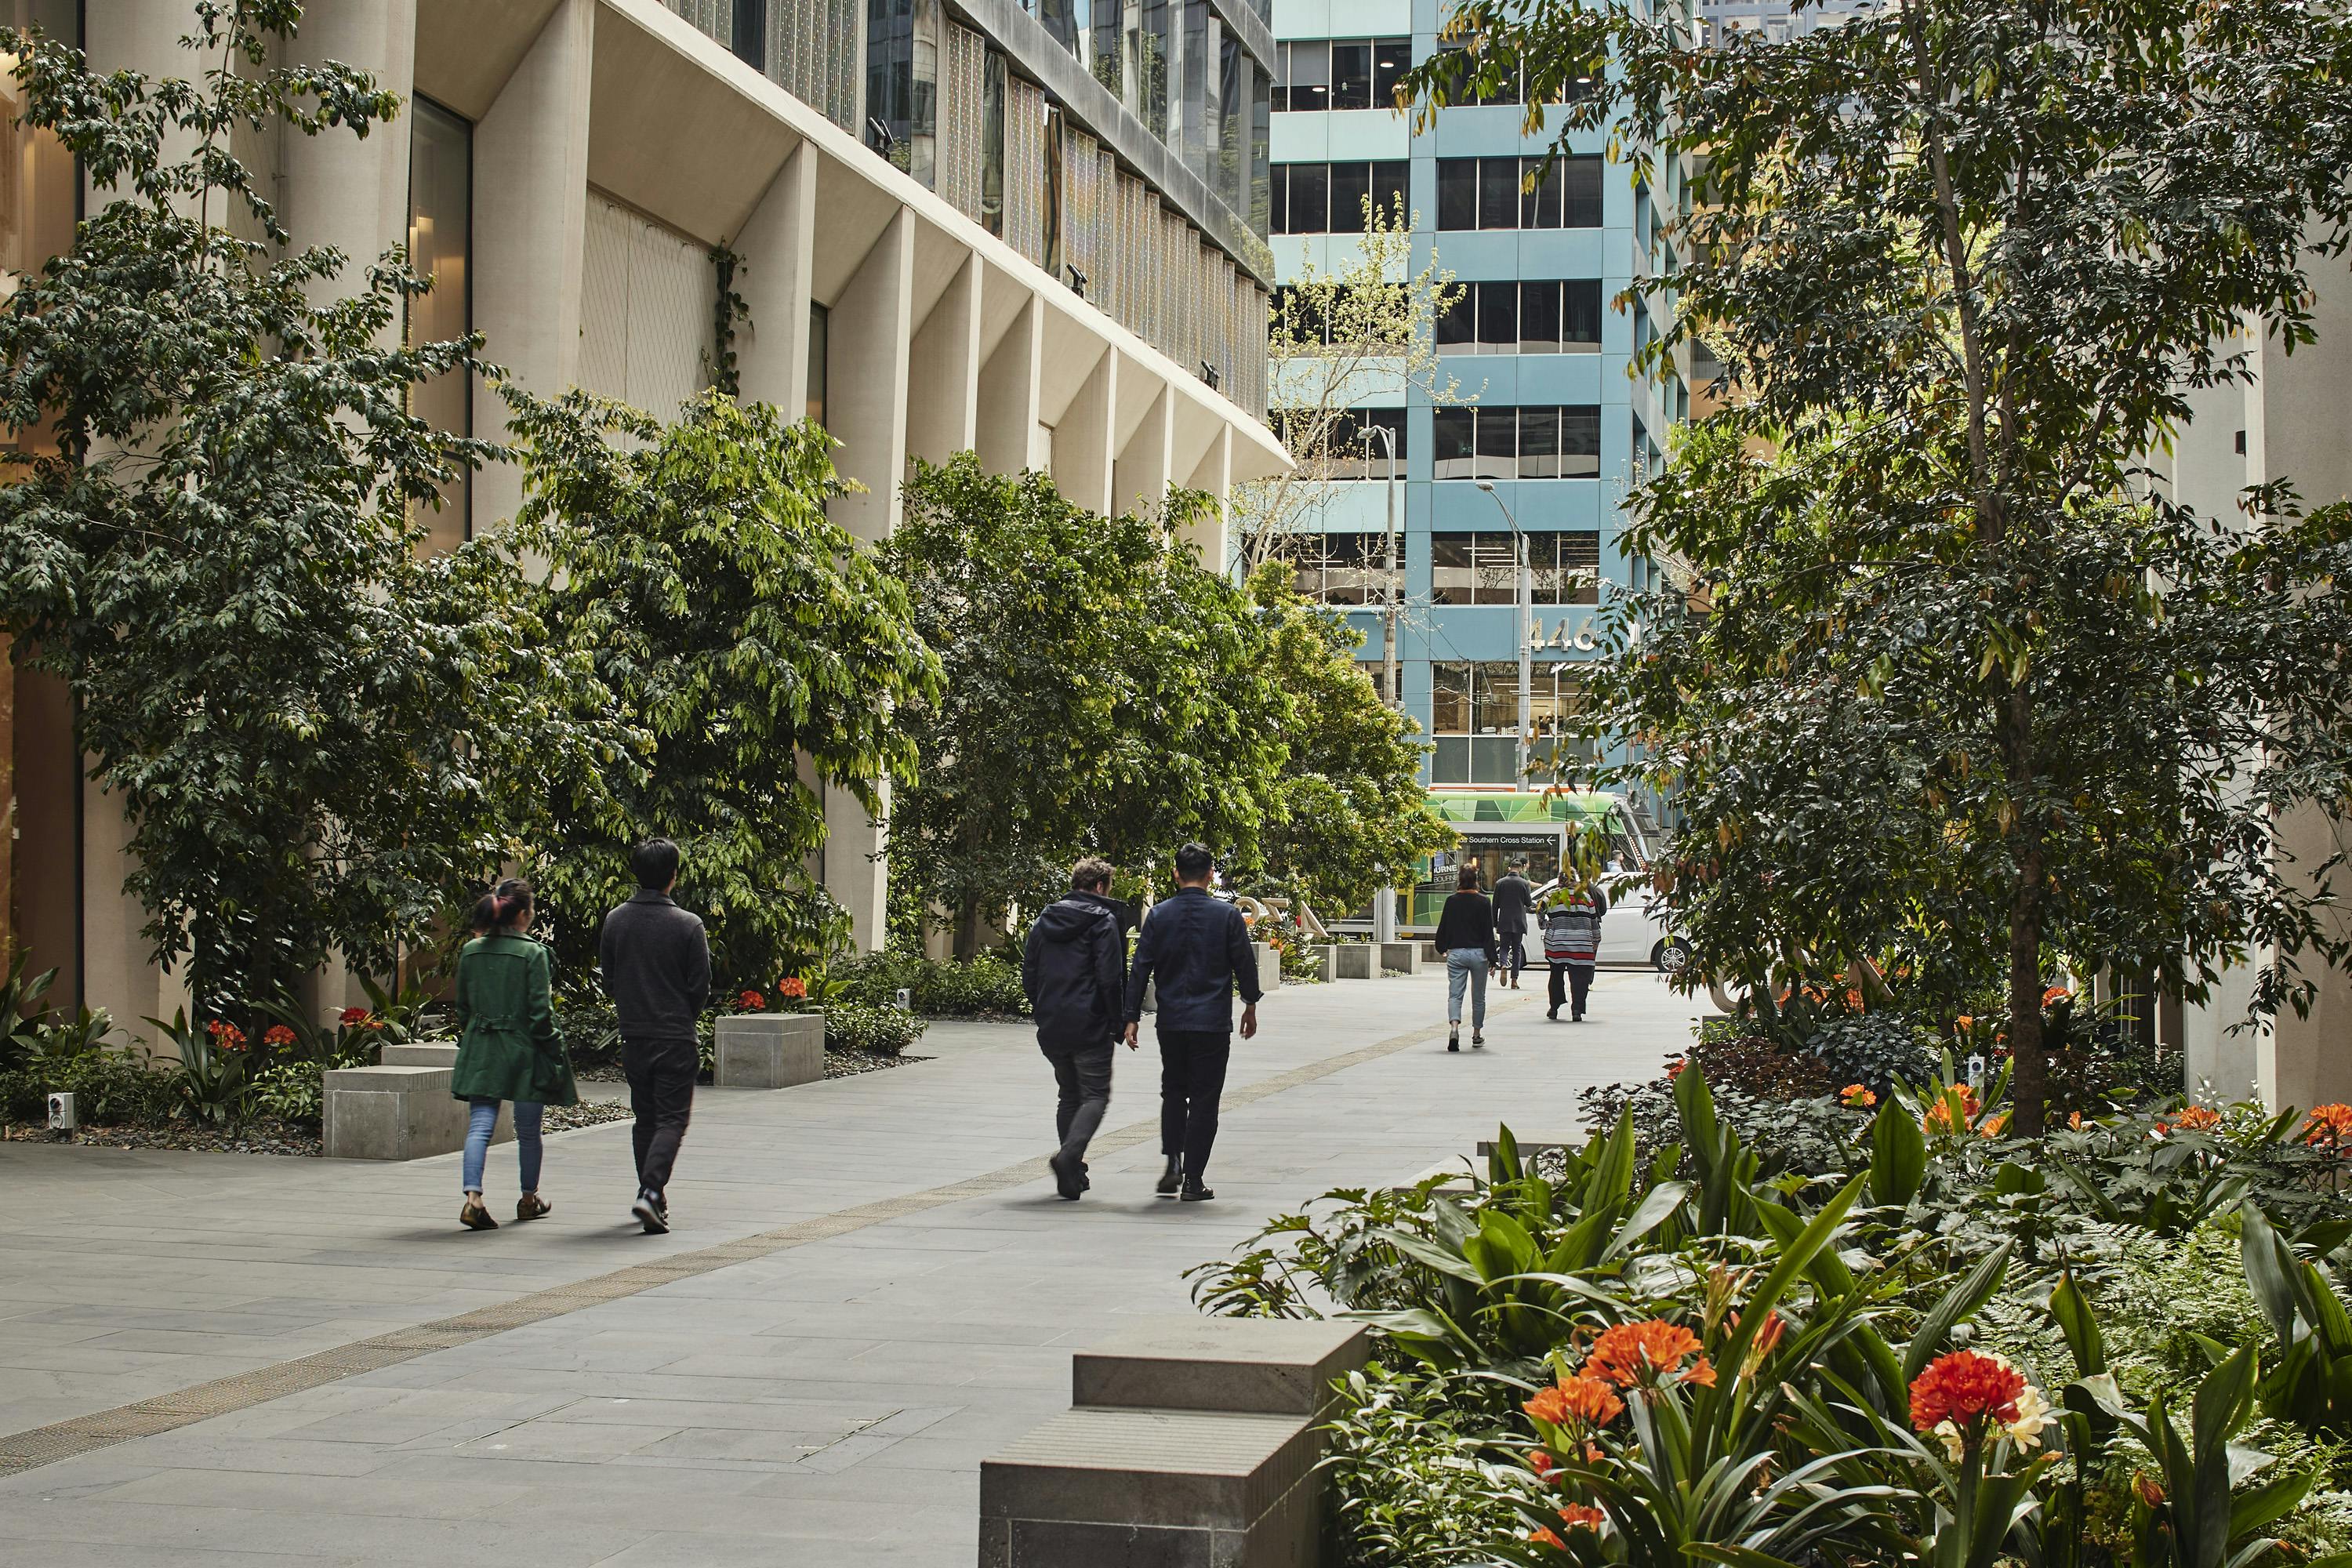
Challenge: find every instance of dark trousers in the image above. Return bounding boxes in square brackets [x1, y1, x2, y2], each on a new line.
[1157, 1028, 1232, 1185]
[1548, 962, 1595, 1018]
[622, 1036, 697, 1198]
[1501, 931, 1527, 982]
[1041, 1038, 1114, 1167]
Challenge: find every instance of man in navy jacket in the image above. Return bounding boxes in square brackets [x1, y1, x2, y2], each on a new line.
[1121, 843, 1262, 1201]
[1022, 857, 1127, 1200]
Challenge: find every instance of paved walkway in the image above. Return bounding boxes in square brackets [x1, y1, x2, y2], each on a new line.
[0, 970, 1693, 1566]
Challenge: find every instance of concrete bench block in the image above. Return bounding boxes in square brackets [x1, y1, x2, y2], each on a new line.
[1478, 1135, 1574, 1158]
[378, 1040, 458, 1068]
[323, 1065, 509, 1161]
[1252, 942, 1283, 994]
[1073, 1316, 1369, 1419]
[713, 1012, 824, 1089]
[1331, 944, 1374, 980]
[1378, 941, 1419, 975]
[1306, 945, 1338, 983]
[980, 1406, 1319, 1568]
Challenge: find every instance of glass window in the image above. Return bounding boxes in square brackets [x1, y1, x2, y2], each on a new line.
[1218, 31, 1244, 211]
[1093, 0, 1123, 96]
[1432, 662, 1472, 734]
[866, 0, 940, 183]
[1431, 537, 1476, 607]
[1250, 59, 1270, 233]
[1360, 407, 1407, 466]
[1518, 405, 1559, 478]
[1286, 162, 1327, 233]
[1563, 279, 1602, 349]
[1371, 159, 1409, 226]
[1181, 0, 1210, 183]
[1474, 407, 1517, 478]
[1519, 281, 1560, 352]
[1328, 161, 1369, 233]
[1281, 36, 1326, 111]
[1437, 158, 1478, 230]
[808, 301, 829, 426]
[1436, 285, 1475, 355]
[982, 50, 1007, 236]
[1432, 407, 1475, 479]
[407, 96, 473, 550]
[1330, 38, 1371, 108]
[733, 0, 768, 67]
[1479, 157, 1520, 229]
[1473, 658, 1521, 729]
[1139, 0, 1171, 139]
[1372, 36, 1409, 105]
[1523, 157, 1563, 227]
[1563, 155, 1603, 226]
[1562, 405, 1601, 477]
[1559, 529, 1601, 604]
[1476, 281, 1517, 352]
[1268, 163, 1287, 233]
[1037, 0, 1085, 55]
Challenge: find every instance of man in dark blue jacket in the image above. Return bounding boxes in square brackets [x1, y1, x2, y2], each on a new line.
[1121, 843, 1262, 1202]
[1022, 857, 1127, 1200]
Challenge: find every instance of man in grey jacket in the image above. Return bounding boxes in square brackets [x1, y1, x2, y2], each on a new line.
[601, 838, 710, 1233]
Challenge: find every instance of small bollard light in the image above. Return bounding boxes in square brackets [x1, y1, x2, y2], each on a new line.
[895, 987, 913, 1013]
[45, 1091, 76, 1131]
[1965, 1053, 1987, 1084]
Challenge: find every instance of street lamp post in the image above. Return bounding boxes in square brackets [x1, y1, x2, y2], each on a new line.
[1475, 480, 1534, 783]
[1363, 422, 1403, 945]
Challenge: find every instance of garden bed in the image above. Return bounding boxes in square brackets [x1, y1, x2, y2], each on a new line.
[2, 1098, 638, 1158]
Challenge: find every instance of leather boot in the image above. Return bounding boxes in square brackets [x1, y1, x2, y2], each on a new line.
[1156, 1155, 1183, 1196]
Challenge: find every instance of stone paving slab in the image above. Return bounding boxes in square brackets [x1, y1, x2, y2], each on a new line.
[0, 971, 1693, 1565]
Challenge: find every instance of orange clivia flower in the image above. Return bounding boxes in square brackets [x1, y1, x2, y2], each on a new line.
[339, 1006, 372, 1027]
[1529, 1448, 1559, 1479]
[1584, 1320, 1711, 1389]
[1666, 1057, 1687, 1079]
[262, 1024, 297, 1048]
[739, 989, 765, 1011]
[1980, 1112, 2011, 1138]
[779, 976, 808, 1000]
[1909, 1349, 2026, 1434]
[2300, 1104, 2352, 1145]
[1525, 1374, 1625, 1428]
[1556, 1504, 1607, 1534]
[2133, 1472, 2167, 1508]
[1527, 1526, 1566, 1549]
[1922, 1083, 1983, 1135]
[1841, 1083, 1877, 1109]
[2068, 1111, 2083, 1130]
[1953, 1015, 1974, 1032]
[2043, 985, 2072, 1007]
[2170, 1104, 2223, 1134]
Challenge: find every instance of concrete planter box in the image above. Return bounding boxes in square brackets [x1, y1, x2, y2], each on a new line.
[1332, 943, 1375, 980]
[982, 1317, 1369, 1567]
[1307, 944, 1338, 982]
[324, 1065, 509, 1161]
[1378, 941, 1420, 975]
[379, 1040, 458, 1068]
[713, 1012, 824, 1090]
[1252, 942, 1283, 995]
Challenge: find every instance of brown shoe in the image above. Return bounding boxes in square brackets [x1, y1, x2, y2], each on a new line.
[515, 1193, 551, 1222]
[459, 1198, 499, 1231]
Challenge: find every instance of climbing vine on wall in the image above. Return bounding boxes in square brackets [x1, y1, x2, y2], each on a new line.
[707, 244, 752, 398]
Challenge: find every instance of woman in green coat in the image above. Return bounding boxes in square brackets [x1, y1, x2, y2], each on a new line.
[451, 879, 577, 1231]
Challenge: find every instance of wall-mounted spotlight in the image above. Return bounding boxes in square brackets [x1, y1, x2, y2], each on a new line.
[1200, 360, 1221, 390]
[1067, 263, 1088, 298]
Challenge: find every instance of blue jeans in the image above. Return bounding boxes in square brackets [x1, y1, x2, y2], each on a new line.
[1446, 949, 1490, 1027]
[462, 1098, 543, 1194]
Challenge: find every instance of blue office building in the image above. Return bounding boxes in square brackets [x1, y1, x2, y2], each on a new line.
[1268, 0, 1687, 789]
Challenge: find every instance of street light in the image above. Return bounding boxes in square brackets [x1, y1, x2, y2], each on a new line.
[1362, 421, 1403, 945]
[1473, 480, 1534, 785]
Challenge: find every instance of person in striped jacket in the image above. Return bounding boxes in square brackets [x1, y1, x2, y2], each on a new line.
[1541, 880, 1610, 1022]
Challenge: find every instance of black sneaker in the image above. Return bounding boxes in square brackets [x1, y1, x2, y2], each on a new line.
[1180, 1185, 1215, 1203]
[1048, 1151, 1083, 1200]
[1156, 1156, 1184, 1197]
[631, 1192, 670, 1234]
[459, 1198, 498, 1231]
[1547, 1007, 1559, 1021]
[1471, 1031, 1485, 1048]
[1447, 1031, 1460, 1052]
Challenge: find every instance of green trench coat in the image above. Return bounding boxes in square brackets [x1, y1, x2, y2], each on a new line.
[448, 934, 578, 1106]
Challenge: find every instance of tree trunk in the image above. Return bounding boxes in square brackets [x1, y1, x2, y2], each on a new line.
[2005, 859, 2048, 1137]
[953, 898, 982, 963]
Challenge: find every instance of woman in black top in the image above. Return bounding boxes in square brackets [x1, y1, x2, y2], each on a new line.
[1432, 863, 1499, 1051]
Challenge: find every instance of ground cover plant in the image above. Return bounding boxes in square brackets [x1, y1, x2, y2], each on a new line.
[1191, 1062, 2352, 1566]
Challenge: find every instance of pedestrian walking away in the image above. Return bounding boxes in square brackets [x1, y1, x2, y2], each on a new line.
[1433, 862, 1499, 1051]
[1122, 843, 1262, 1202]
[448, 879, 577, 1232]
[1022, 856, 1128, 1200]
[1544, 880, 1610, 1022]
[1494, 859, 1534, 989]
[601, 837, 711, 1234]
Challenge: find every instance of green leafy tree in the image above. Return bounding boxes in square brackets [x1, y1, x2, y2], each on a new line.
[887, 459, 1291, 949]
[0, 3, 614, 1013]
[1242, 563, 1450, 918]
[509, 390, 941, 993]
[1406, 0, 2352, 1132]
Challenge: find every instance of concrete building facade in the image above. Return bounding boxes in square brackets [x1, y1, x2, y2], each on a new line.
[1268, 0, 1685, 837]
[0, 0, 1286, 1025]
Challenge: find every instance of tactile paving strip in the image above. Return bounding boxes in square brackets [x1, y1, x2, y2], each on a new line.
[0, 1003, 1492, 1477]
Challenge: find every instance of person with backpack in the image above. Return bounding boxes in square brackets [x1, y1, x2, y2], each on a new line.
[1022, 857, 1127, 1200]
[1543, 879, 1610, 1022]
